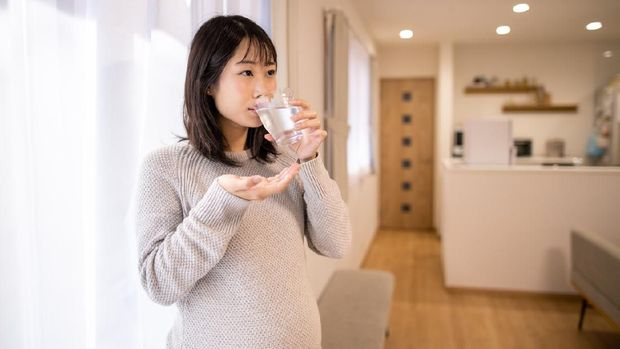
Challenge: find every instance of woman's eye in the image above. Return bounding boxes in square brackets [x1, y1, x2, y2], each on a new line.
[267, 69, 276, 77]
[240, 70, 253, 77]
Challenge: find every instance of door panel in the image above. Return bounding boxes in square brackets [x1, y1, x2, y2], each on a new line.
[380, 78, 435, 229]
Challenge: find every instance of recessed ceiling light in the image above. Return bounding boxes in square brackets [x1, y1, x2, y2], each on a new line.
[496, 26, 511, 35]
[399, 29, 413, 39]
[586, 21, 603, 31]
[603, 51, 613, 58]
[513, 3, 530, 13]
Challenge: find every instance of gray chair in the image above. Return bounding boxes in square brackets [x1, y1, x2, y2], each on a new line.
[571, 229, 620, 330]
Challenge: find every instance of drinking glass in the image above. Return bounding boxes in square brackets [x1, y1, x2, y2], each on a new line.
[256, 88, 303, 146]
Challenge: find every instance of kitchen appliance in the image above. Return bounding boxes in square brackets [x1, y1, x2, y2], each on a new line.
[452, 128, 464, 158]
[545, 138, 565, 157]
[463, 118, 513, 165]
[514, 138, 532, 157]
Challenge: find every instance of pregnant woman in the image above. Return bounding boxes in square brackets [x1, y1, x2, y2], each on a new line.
[134, 15, 351, 348]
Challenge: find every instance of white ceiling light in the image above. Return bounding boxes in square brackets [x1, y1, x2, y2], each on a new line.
[496, 26, 511, 35]
[399, 29, 413, 39]
[586, 21, 603, 31]
[603, 51, 613, 58]
[513, 3, 530, 13]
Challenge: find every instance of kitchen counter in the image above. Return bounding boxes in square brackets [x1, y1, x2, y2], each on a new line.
[445, 158, 620, 172]
[440, 159, 620, 293]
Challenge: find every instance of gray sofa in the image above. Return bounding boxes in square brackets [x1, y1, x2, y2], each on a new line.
[318, 269, 395, 349]
[571, 229, 620, 330]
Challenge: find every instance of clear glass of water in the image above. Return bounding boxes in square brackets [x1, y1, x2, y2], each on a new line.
[256, 88, 303, 145]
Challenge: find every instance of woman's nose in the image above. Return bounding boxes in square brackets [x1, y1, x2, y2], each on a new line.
[254, 76, 275, 99]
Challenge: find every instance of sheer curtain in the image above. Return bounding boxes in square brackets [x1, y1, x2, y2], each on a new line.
[347, 31, 373, 180]
[324, 10, 373, 195]
[1, 1, 152, 348]
[0, 1, 270, 348]
[324, 9, 350, 200]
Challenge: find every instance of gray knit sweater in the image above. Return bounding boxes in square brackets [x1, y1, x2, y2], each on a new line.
[135, 141, 351, 349]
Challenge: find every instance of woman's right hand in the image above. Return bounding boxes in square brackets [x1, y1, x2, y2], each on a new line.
[217, 163, 300, 201]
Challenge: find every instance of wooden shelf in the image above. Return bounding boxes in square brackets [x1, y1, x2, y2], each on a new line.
[464, 86, 539, 94]
[464, 84, 579, 113]
[502, 104, 578, 113]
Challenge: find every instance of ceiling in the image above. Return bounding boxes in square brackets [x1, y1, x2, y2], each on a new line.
[350, 0, 620, 46]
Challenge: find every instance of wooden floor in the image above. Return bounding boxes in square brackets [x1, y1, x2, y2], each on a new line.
[362, 229, 620, 349]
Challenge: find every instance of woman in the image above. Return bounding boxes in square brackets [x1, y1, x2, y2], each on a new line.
[135, 15, 351, 348]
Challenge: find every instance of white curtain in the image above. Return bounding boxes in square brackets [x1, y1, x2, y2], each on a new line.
[191, 0, 271, 34]
[1, 0, 154, 348]
[325, 10, 373, 194]
[347, 31, 372, 180]
[324, 9, 349, 200]
[0, 1, 270, 348]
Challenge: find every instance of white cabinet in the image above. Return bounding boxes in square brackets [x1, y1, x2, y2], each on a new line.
[440, 160, 620, 293]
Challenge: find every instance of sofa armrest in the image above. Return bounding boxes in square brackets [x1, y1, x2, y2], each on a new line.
[571, 229, 620, 326]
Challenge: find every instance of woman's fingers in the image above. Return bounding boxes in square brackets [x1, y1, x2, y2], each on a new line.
[219, 164, 300, 201]
[285, 99, 324, 139]
[264, 133, 275, 142]
[289, 99, 312, 111]
[291, 109, 318, 122]
[284, 98, 327, 159]
[254, 165, 299, 199]
[272, 164, 299, 186]
[301, 129, 327, 149]
[274, 164, 299, 182]
[267, 165, 291, 182]
[246, 175, 263, 189]
[310, 129, 327, 141]
[294, 118, 321, 131]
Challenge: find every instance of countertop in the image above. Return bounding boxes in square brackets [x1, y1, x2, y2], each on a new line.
[443, 158, 620, 173]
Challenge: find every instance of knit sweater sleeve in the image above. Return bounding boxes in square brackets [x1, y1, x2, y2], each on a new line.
[135, 147, 250, 305]
[298, 156, 352, 258]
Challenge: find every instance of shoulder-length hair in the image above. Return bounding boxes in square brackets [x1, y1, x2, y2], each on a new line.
[183, 15, 278, 166]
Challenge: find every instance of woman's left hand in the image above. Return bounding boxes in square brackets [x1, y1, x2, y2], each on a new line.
[264, 98, 326, 161]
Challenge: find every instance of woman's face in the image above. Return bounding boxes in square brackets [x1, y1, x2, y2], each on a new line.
[211, 38, 277, 129]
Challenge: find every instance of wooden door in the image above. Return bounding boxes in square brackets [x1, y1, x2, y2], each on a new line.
[380, 78, 435, 230]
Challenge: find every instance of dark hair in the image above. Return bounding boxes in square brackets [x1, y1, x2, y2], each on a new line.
[183, 15, 278, 166]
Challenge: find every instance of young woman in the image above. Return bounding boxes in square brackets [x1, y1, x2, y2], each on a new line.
[135, 15, 351, 348]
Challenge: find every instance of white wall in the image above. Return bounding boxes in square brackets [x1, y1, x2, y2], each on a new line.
[378, 44, 438, 78]
[288, 0, 380, 298]
[434, 43, 455, 234]
[454, 41, 620, 157]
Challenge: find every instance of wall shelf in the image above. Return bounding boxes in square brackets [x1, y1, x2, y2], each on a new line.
[464, 84, 578, 113]
[502, 104, 578, 113]
[464, 86, 539, 94]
